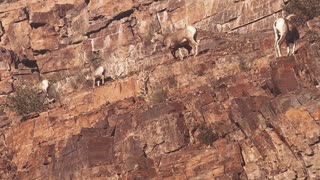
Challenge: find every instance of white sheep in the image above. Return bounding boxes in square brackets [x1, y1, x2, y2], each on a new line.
[38, 79, 55, 104]
[39, 79, 49, 93]
[86, 65, 106, 88]
[151, 25, 199, 60]
[274, 14, 300, 57]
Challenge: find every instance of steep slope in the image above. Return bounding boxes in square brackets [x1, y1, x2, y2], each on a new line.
[0, 0, 320, 179]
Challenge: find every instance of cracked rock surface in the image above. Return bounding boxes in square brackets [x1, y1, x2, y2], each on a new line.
[0, 0, 320, 179]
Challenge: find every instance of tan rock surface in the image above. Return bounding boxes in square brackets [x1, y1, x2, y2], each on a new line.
[0, 0, 319, 179]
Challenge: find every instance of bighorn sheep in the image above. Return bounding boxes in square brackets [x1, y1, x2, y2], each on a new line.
[86, 65, 106, 88]
[274, 14, 300, 57]
[38, 79, 56, 104]
[39, 79, 49, 93]
[151, 25, 199, 60]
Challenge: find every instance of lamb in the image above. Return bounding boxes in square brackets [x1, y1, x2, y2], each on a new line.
[39, 79, 49, 93]
[274, 14, 300, 57]
[151, 25, 199, 60]
[38, 79, 56, 104]
[86, 65, 106, 88]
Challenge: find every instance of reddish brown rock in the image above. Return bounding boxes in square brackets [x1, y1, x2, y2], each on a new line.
[0, 47, 17, 71]
[0, 81, 12, 94]
[307, 16, 320, 33]
[30, 26, 60, 51]
[0, 0, 319, 179]
[36, 44, 84, 73]
[0, 8, 27, 32]
[7, 21, 33, 60]
[28, 1, 81, 27]
[88, 0, 135, 19]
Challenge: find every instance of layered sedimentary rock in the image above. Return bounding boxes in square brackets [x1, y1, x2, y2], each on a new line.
[0, 0, 320, 179]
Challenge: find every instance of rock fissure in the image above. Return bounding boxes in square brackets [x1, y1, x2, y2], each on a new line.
[230, 10, 283, 32]
[0, 0, 319, 179]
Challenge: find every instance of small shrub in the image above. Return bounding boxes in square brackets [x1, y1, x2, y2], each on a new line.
[197, 124, 218, 146]
[137, 70, 151, 98]
[150, 87, 168, 103]
[8, 85, 46, 116]
[0, 104, 5, 115]
[239, 58, 251, 72]
[305, 30, 320, 44]
[283, 0, 320, 25]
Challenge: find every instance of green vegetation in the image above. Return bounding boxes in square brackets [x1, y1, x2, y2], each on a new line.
[197, 124, 218, 146]
[0, 105, 5, 115]
[150, 86, 168, 104]
[239, 58, 251, 72]
[8, 85, 46, 116]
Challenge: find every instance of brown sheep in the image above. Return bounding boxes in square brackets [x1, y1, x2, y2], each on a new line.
[151, 25, 199, 60]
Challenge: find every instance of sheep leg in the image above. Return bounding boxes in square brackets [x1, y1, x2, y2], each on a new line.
[189, 38, 198, 56]
[101, 75, 105, 85]
[48, 98, 55, 103]
[286, 44, 291, 56]
[194, 43, 198, 57]
[92, 79, 95, 88]
[171, 50, 177, 59]
[40, 92, 47, 104]
[274, 44, 278, 57]
[292, 42, 296, 55]
[276, 35, 286, 57]
[274, 30, 280, 57]
[185, 44, 192, 56]
[152, 43, 158, 54]
[178, 48, 184, 60]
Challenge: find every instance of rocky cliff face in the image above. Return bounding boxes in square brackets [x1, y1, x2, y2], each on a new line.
[0, 0, 320, 179]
